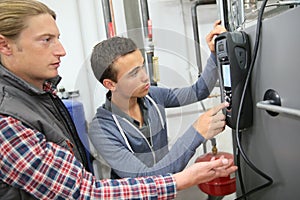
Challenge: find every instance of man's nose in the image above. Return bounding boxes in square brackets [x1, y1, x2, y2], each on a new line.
[54, 40, 66, 57]
[140, 68, 149, 82]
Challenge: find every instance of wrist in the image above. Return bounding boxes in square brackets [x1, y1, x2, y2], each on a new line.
[173, 171, 192, 191]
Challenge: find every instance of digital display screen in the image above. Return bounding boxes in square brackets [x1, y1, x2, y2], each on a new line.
[222, 64, 231, 87]
[218, 43, 224, 52]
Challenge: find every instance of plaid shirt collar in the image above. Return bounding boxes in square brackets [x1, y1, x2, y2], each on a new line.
[42, 75, 62, 97]
[43, 80, 58, 96]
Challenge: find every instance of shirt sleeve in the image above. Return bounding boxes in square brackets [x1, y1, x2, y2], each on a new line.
[149, 53, 218, 108]
[89, 118, 205, 178]
[201, 53, 218, 93]
[0, 116, 176, 200]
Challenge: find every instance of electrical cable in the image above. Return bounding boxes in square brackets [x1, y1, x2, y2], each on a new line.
[236, 131, 247, 200]
[234, 0, 273, 199]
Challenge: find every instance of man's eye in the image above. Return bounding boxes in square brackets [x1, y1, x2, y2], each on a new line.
[128, 65, 145, 78]
[129, 71, 138, 78]
[42, 37, 51, 42]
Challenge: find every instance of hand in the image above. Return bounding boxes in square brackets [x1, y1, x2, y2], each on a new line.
[206, 20, 227, 53]
[193, 102, 229, 139]
[174, 156, 238, 191]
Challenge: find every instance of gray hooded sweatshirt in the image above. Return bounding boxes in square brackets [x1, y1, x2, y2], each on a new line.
[89, 54, 219, 178]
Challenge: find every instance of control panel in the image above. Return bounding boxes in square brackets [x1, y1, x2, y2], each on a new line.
[215, 31, 253, 130]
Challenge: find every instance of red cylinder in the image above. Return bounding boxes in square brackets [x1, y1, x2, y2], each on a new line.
[195, 151, 236, 196]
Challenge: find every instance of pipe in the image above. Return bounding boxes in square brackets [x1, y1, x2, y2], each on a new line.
[140, 0, 157, 85]
[221, 0, 230, 31]
[146, 51, 157, 86]
[140, 0, 152, 40]
[101, 0, 115, 38]
[191, 0, 216, 76]
[109, 0, 116, 36]
[202, 137, 217, 154]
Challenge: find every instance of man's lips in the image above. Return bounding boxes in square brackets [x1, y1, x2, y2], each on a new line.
[144, 83, 150, 90]
[51, 61, 60, 68]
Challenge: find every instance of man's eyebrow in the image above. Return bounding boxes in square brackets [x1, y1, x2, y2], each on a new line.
[38, 33, 59, 38]
[127, 61, 145, 76]
[127, 66, 142, 76]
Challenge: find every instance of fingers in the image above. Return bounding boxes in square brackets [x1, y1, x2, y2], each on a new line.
[207, 158, 238, 177]
[217, 163, 238, 176]
[206, 30, 217, 44]
[193, 102, 228, 139]
[207, 102, 229, 117]
[207, 22, 225, 40]
[213, 126, 225, 134]
[212, 156, 234, 169]
[213, 20, 226, 33]
[206, 20, 227, 52]
[211, 112, 226, 122]
[213, 20, 222, 28]
[208, 157, 229, 169]
[175, 156, 237, 190]
[214, 25, 227, 35]
[210, 114, 226, 130]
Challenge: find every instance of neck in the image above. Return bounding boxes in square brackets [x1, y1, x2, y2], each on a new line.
[111, 94, 138, 113]
[111, 93, 144, 126]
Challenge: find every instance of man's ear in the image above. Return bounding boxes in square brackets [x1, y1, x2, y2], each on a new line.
[0, 35, 12, 56]
[103, 79, 117, 91]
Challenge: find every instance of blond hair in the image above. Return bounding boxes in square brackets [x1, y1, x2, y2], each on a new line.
[0, 0, 56, 40]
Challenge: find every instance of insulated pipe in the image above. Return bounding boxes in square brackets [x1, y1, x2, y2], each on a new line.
[140, 0, 157, 85]
[109, 0, 116, 36]
[191, 0, 216, 76]
[140, 0, 152, 40]
[101, 0, 115, 38]
[146, 51, 156, 85]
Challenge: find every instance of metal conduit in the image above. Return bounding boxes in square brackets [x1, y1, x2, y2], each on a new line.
[191, 0, 216, 76]
[140, 0, 157, 86]
[101, 0, 115, 38]
[140, 0, 151, 40]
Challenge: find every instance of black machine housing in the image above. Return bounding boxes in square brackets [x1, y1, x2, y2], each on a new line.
[215, 31, 253, 130]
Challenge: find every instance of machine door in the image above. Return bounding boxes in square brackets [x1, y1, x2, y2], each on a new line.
[238, 7, 300, 199]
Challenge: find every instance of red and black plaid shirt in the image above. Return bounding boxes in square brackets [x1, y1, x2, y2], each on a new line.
[0, 81, 176, 199]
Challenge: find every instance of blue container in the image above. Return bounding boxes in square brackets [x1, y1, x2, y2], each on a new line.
[63, 99, 93, 173]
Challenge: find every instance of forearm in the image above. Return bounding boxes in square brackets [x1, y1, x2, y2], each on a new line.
[0, 116, 177, 199]
[96, 127, 204, 178]
[200, 53, 218, 93]
[158, 54, 217, 107]
[173, 171, 192, 191]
